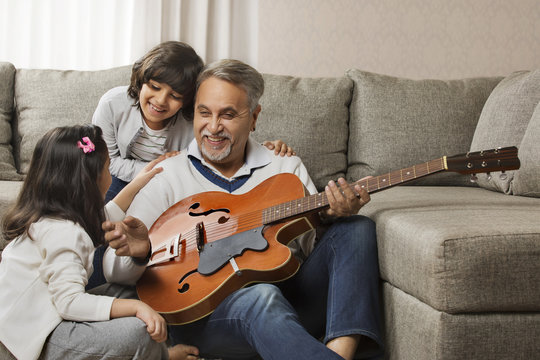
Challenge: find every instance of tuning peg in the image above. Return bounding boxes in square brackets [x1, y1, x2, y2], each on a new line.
[499, 171, 507, 181]
[470, 174, 478, 183]
[486, 172, 492, 181]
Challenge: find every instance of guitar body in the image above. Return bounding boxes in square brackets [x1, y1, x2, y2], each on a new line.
[136, 173, 316, 324]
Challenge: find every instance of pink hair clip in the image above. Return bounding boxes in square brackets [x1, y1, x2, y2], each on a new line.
[77, 137, 95, 153]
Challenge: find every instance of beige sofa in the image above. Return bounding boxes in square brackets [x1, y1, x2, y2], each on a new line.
[1, 61, 539, 359]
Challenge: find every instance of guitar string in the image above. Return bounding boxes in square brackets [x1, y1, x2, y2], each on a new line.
[150, 162, 444, 260]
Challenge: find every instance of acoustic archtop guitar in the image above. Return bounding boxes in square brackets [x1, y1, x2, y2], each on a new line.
[136, 146, 520, 324]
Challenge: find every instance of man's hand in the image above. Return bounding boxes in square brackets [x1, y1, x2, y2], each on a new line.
[324, 177, 370, 218]
[102, 216, 151, 259]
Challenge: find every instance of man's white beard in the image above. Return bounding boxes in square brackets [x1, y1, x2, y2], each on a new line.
[201, 131, 232, 162]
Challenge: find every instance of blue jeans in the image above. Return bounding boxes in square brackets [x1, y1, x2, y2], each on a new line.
[86, 176, 129, 290]
[169, 215, 383, 360]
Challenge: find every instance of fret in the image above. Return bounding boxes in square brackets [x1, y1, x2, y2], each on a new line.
[415, 162, 428, 177]
[389, 170, 401, 186]
[378, 173, 390, 189]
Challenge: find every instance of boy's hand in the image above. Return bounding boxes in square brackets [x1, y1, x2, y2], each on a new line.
[263, 140, 296, 157]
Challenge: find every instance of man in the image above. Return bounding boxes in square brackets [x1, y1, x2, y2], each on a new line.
[106, 59, 382, 360]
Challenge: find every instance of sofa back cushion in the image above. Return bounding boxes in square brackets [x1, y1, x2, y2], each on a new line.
[254, 74, 353, 191]
[509, 101, 540, 197]
[346, 69, 502, 186]
[14, 66, 132, 174]
[0, 62, 22, 181]
[470, 70, 540, 195]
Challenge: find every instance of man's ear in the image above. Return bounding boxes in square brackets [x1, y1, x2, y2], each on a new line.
[251, 104, 261, 131]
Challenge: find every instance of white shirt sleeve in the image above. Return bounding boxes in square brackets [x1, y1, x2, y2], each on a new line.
[37, 221, 114, 321]
[102, 201, 148, 285]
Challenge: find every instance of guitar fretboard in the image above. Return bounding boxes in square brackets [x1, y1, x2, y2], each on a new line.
[262, 157, 445, 224]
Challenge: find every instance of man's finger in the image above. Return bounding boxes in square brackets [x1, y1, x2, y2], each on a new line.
[102, 220, 115, 232]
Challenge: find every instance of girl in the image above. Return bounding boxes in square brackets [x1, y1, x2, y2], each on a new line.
[0, 125, 192, 360]
[92, 40, 294, 203]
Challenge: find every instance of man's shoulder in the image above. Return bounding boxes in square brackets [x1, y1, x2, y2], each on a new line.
[154, 151, 192, 181]
[264, 148, 305, 169]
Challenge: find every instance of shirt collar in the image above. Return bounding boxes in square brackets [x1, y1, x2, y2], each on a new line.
[187, 136, 271, 179]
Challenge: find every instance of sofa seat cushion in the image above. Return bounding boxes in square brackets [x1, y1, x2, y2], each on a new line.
[359, 186, 540, 313]
[254, 74, 352, 190]
[383, 282, 540, 360]
[14, 66, 132, 174]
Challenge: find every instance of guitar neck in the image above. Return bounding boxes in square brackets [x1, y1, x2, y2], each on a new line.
[262, 157, 447, 224]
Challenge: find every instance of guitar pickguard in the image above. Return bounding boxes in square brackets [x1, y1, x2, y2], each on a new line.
[197, 226, 268, 275]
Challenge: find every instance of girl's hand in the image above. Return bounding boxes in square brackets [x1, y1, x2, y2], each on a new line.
[135, 301, 168, 343]
[130, 155, 168, 190]
[112, 154, 174, 211]
[263, 140, 296, 157]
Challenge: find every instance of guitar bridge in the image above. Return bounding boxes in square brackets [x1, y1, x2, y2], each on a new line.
[148, 233, 181, 266]
[196, 222, 205, 252]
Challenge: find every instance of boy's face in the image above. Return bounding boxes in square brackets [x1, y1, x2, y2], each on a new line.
[139, 80, 184, 130]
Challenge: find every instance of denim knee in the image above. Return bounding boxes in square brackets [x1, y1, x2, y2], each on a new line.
[325, 215, 376, 248]
[228, 284, 294, 323]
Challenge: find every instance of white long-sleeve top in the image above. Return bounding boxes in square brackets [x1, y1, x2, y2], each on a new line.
[0, 202, 143, 360]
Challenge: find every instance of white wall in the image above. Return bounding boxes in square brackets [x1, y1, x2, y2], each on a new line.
[258, 0, 540, 79]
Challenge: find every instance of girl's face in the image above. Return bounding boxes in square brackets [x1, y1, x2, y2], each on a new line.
[98, 155, 112, 200]
[139, 80, 184, 130]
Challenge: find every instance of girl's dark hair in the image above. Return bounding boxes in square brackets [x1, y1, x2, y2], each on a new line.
[128, 41, 204, 120]
[2, 125, 108, 247]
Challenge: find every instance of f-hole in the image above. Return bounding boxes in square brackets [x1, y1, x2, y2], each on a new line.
[188, 202, 231, 217]
[178, 269, 198, 294]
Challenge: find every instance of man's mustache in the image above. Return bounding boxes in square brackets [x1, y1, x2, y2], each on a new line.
[201, 130, 232, 140]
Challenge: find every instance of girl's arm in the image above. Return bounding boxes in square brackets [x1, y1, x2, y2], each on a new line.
[110, 298, 167, 343]
[112, 152, 178, 212]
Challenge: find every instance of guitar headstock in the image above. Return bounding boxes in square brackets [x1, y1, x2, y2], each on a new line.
[445, 146, 520, 175]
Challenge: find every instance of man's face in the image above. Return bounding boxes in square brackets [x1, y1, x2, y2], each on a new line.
[193, 77, 259, 176]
